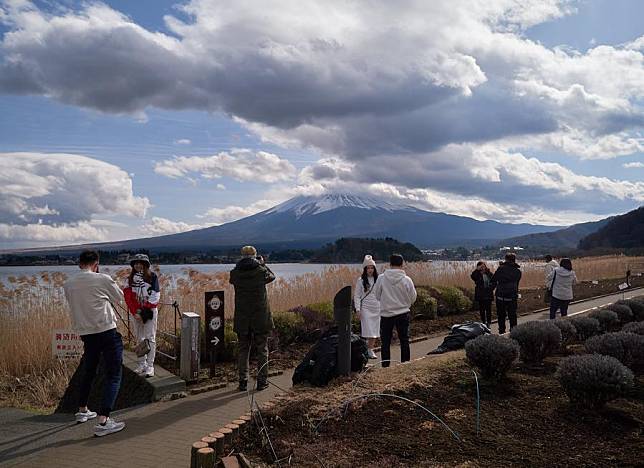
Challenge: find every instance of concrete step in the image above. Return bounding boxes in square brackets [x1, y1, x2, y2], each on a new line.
[122, 350, 186, 401]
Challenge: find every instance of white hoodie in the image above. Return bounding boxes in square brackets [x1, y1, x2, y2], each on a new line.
[373, 268, 417, 317]
[546, 266, 577, 301]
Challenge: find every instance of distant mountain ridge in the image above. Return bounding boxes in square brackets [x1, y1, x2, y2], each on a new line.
[579, 206, 644, 250]
[5, 193, 561, 254]
[502, 218, 611, 250]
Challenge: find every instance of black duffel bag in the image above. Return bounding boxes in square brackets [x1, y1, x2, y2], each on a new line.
[293, 326, 368, 387]
[428, 321, 491, 354]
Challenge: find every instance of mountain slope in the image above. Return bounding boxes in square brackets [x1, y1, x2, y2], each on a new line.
[578, 206, 644, 250]
[7, 194, 561, 253]
[502, 218, 611, 250]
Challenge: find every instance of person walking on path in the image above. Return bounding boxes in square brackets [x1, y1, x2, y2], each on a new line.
[62, 250, 126, 437]
[123, 253, 160, 378]
[374, 254, 417, 367]
[491, 253, 522, 334]
[230, 246, 276, 392]
[470, 261, 494, 328]
[354, 255, 380, 359]
[546, 258, 577, 319]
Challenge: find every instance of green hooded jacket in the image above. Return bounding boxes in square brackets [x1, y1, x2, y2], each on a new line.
[229, 257, 276, 334]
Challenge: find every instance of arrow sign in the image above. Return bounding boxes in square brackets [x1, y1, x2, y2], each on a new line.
[210, 336, 220, 346]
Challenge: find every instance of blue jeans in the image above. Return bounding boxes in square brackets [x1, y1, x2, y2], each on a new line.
[549, 297, 570, 320]
[79, 328, 123, 417]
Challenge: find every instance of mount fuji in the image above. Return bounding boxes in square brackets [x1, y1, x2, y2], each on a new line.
[11, 194, 561, 253]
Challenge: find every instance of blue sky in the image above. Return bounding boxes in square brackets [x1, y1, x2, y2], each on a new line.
[0, 0, 642, 248]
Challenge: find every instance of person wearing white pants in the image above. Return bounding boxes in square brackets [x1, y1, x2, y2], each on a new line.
[354, 255, 381, 359]
[123, 254, 160, 378]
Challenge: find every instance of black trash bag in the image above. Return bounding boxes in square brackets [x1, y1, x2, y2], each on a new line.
[428, 321, 490, 354]
[293, 326, 368, 387]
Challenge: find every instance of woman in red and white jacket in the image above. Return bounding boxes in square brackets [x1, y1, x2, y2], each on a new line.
[123, 254, 160, 377]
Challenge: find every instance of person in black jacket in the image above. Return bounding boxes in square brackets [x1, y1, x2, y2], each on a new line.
[470, 261, 494, 328]
[491, 253, 522, 334]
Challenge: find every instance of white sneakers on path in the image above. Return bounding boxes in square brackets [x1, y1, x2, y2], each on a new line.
[93, 418, 125, 437]
[75, 410, 97, 423]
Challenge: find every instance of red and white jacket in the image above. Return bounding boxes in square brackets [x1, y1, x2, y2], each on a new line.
[123, 271, 160, 315]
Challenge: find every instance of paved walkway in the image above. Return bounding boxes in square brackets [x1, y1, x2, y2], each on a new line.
[1, 288, 641, 468]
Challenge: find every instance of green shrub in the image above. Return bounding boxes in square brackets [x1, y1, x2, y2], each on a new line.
[272, 311, 305, 347]
[556, 354, 634, 408]
[308, 302, 334, 322]
[218, 320, 238, 362]
[622, 321, 644, 335]
[607, 303, 633, 323]
[570, 316, 601, 341]
[553, 319, 577, 347]
[585, 332, 644, 370]
[411, 288, 438, 319]
[510, 321, 561, 363]
[465, 334, 519, 380]
[620, 299, 644, 321]
[588, 308, 620, 332]
[430, 286, 473, 316]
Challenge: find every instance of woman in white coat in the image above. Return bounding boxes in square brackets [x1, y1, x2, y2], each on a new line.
[354, 255, 380, 359]
[546, 257, 577, 319]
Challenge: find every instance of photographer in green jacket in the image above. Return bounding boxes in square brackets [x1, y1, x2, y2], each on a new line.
[229, 245, 276, 391]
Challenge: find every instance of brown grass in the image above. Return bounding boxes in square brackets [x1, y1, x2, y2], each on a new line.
[0, 255, 638, 410]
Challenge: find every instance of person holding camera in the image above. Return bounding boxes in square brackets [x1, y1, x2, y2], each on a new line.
[230, 246, 276, 391]
[123, 253, 160, 378]
[63, 250, 126, 437]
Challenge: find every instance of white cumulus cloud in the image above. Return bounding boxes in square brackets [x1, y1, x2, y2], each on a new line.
[154, 149, 297, 183]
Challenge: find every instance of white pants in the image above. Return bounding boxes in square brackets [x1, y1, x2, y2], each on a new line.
[133, 308, 157, 367]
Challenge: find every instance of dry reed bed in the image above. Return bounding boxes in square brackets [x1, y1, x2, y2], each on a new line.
[0, 256, 637, 384]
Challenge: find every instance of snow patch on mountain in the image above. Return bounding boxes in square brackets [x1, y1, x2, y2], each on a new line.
[267, 194, 418, 219]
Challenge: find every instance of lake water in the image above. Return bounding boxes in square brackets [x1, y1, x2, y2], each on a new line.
[0, 263, 363, 285]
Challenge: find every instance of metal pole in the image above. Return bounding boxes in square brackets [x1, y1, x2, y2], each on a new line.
[334, 286, 352, 376]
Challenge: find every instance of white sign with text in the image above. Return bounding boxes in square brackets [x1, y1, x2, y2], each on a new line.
[52, 329, 83, 359]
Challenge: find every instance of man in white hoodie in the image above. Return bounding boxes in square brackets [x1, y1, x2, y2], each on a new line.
[63, 250, 126, 437]
[373, 254, 417, 367]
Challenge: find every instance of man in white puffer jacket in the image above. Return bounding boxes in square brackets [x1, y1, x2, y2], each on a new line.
[374, 254, 417, 367]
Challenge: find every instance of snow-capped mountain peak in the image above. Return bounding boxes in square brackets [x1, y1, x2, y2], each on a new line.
[267, 193, 418, 218]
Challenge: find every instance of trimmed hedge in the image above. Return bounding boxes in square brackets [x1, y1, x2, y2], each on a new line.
[556, 354, 634, 408]
[430, 286, 473, 316]
[585, 332, 644, 370]
[622, 321, 644, 335]
[411, 288, 438, 320]
[570, 316, 601, 341]
[588, 308, 620, 332]
[510, 321, 562, 363]
[553, 319, 577, 347]
[607, 303, 634, 323]
[465, 334, 519, 380]
[620, 299, 644, 321]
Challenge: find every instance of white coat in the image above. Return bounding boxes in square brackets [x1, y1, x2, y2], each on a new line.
[354, 276, 380, 338]
[546, 267, 577, 301]
[544, 260, 559, 287]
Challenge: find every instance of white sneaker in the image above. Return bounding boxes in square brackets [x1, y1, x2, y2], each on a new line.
[94, 418, 125, 437]
[75, 409, 97, 423]
[367, 349, 378, 359]
[134, 363, 147, 374]
[144, 365, 155, 378]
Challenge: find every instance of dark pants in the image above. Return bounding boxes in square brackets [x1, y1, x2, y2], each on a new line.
[79, 328, 123, 417]
[549, 297, 570, 319]
[496, 299, 517, 334]
[380, 312, 410, 368]
[238, 332, 269, 383]
[478, 300, 492, 325]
